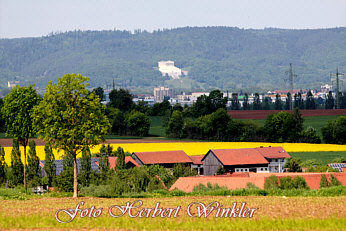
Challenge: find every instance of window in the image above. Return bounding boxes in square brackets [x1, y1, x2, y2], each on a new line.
[261, 168, 263, 171]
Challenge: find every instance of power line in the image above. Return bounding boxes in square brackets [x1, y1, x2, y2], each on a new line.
[284, 63, 298, 110]
[331, 68, 344, 109]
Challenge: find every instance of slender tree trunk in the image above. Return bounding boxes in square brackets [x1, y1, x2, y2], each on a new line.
[23, 144, 27, 190]
[73, 153, 78, 198]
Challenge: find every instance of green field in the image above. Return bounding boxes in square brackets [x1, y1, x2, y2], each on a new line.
[150, 115, 343, 140]
[149, 116, 165, 137]
[0, 196, 345, 230]
[237, 115, 344, 141]
[289, 151, 346, 165]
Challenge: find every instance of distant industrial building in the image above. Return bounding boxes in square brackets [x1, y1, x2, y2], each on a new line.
[154, 86, 174, 102]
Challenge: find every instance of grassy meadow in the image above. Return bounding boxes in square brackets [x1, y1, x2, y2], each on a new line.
[0, 196, 345, 230]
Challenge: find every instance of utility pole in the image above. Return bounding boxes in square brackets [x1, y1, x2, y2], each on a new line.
[331, 68, 344, 109]
[285, 63, 298, 110]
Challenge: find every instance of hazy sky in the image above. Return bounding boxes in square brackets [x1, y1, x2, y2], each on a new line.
[1, 0, 346, 38]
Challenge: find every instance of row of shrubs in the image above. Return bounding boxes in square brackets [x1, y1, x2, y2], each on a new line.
[1, 183, 345, 200]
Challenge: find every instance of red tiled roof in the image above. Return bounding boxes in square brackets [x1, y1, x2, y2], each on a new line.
[95, 156, 139, 169]
[205, 149, 269, 166]
[255, 146, 291, 159]
[133, 150, 192, 165]
[108, 156, 139, 169]
[189, 155, 204, 165]
[170, 173, 346, 192]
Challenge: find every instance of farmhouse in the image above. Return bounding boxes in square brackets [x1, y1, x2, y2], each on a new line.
[255, 147, 291, 173]
[132, 150, 192, 168]
[202, 149, 269, 176]
[201, 147, 291, 175]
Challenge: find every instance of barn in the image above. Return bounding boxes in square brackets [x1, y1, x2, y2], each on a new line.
[202, 149, 270, 175]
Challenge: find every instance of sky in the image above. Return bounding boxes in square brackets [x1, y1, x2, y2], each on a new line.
[0, 0, 346, 38]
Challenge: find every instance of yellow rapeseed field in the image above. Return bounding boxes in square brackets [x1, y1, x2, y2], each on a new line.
[3, 142, 346, 164]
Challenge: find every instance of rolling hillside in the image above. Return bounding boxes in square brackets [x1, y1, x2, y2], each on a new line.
[0, 27, 345, 93]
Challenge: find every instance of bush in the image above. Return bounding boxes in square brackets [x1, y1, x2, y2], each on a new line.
[322, 116, 346, 144]
[330, 174, 342, 186]
[299, 127, 321, 144]
[285, 158, 302, 172]
[320, 175, 329, 188]
[292, 176, 309, 189]
[168, 189, 186, 197]
[279, 176, 294, 189]
[264, 175, 279, 189]
[80, 184, 114, 198]
[216, 165, 226, 175]
[246, 182, 259, 189]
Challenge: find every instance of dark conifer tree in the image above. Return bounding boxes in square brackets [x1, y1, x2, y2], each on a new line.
[43, 143, 56, 187]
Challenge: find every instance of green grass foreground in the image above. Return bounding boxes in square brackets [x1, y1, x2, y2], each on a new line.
[1, 186, 346, 200]
[0, 196, 344, 230]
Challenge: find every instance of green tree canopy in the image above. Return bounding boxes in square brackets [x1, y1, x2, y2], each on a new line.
[108, 88, 133, 112]
[167, 110, 184, 138]
[2, 85, 40, 189]
[33, 73, 110, 197]
[125, 110, 150, 137]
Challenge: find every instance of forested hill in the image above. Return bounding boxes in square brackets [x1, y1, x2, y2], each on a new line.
[0, 27, 345, 92]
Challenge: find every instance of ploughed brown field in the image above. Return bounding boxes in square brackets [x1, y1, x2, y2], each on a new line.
[228, 109, 346, 119]
[0, 196, 345, 230]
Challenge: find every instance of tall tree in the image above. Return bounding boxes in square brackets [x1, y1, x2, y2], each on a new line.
[27, 140, 40, 183]
[56, 150, 74, 192]
[43, 143, 56, 187]
[263, 97, 270, 110]
[92, 87, 105, 101]
[274, 94, 282, 110]
[208, 90, 227, 112]
[108, 88, 133, 112]
[125, 110, 150, 136]
[231, 93, 240, 110]
[33, 74, 110, 197]
[253, 93, 261, 110]
[115, 147, 126, 171]
[305, 90, 316, 109]
[293, 107, 304, 133]
[0, 145, 7, 184]
[80, 146, 92, 187]
[297, 92, 304, 109]
[294, 94, 298, 109]
[2, 85, 40, 189]
[325, 91, 334, 109]
[10, 139, 24, 185]
[285, 93, 291, 110]
[243, 93, 249, 110]
[167, 110, 184, 138]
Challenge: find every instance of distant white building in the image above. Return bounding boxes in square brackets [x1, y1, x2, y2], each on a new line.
[8, 81, 20, 88]
[321, 84, 332, 93]
[158, 61, 185, 79]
